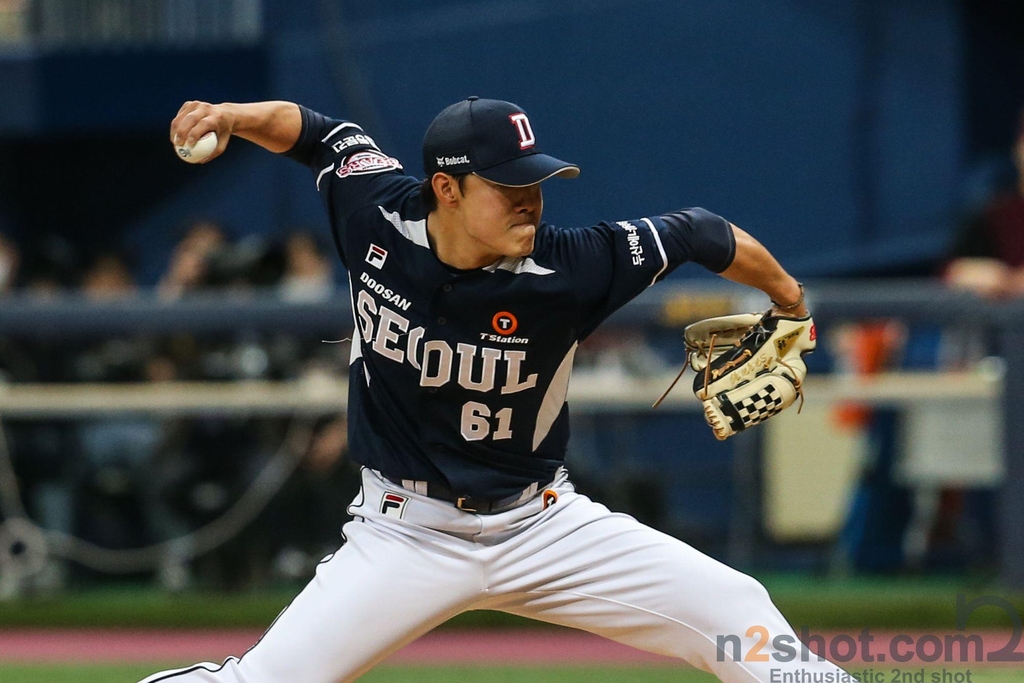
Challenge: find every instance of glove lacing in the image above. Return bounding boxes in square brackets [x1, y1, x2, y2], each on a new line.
[651, 361, 689, 409]
[703, 332, 717, 399]
[652, 332, 720, 409]
[775, 356, 806, 414]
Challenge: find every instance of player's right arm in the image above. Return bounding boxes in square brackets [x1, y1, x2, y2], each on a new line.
[171, 100, 412, 266]
[170, 100, 302, 162]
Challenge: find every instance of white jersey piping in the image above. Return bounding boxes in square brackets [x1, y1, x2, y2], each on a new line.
[641, 217, 668, 286]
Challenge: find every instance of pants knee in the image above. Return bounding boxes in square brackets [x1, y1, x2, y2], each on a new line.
[709, 571, 776, 631]
[735, 573, 772, 605]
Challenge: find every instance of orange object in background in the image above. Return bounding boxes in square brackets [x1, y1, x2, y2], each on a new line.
[832, 321, 906, 429]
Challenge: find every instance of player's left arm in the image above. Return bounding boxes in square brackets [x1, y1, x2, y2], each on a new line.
[718, 224, 807, 317]
[681, 224, 815, 438]
[563, 207, 805, 338]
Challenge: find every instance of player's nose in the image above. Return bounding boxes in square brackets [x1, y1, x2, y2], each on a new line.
[513, 184, 542, 213]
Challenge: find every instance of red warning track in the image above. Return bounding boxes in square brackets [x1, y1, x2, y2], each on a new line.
[0, 629, 1019, 666]
[0, 629, 674, 665]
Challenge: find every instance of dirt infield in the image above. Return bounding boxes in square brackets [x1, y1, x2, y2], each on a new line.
[0, 629, 1019, 667]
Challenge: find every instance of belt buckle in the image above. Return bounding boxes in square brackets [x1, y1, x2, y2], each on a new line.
[456, 497, 478, 513]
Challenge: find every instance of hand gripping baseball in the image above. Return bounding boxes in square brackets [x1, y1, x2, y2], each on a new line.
[170, 101, 233, 164]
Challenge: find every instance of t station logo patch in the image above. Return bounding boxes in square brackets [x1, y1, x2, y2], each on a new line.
[492, 311, 518, 336]
[380, 492, 408, 519]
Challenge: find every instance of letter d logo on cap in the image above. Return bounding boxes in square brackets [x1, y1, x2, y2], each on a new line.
[509, 113, 536, 150]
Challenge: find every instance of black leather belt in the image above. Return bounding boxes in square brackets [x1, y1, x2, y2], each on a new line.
[381, 473, 541, 514]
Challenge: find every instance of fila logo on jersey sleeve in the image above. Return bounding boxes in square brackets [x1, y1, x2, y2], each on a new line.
[366, 244, 388, 269]
[380, 492, 408, 519]
[509, 113, 536, 150]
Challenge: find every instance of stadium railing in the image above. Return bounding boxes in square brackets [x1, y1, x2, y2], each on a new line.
[0, 280, 1020, 589]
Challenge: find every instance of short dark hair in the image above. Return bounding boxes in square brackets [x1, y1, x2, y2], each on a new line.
[420, 173, 469, 212]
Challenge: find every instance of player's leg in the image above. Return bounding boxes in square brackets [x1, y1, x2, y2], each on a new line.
[139, 470, 484, 683]
[485, 487, 848, 683]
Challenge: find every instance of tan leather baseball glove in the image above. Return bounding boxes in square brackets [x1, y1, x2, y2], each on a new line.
[655, 311, 816, 440]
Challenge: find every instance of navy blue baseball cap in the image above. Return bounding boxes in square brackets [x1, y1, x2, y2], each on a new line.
[423, 97, 580, 187]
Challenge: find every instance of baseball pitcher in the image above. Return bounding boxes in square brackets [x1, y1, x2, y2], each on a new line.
[144, 97, 847, 682]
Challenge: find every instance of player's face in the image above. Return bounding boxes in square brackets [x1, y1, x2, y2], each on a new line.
[458, 174, 543, 258]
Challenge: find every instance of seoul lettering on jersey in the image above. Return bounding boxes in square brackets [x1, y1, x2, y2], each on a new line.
[353, 287, 538, 395]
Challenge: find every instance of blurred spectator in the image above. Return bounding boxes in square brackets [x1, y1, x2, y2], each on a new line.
[835, 113, 1022, 577]
[279, 232, 334, 302]
[159, 220, 298, 299]
[945, 110, 1024, 298]
[0, 223, 357, 591]
[265, 415, 352, 582]
[70, 255, 196, 589]
[81, 253, 136, 299]
[26, 277, 60, 299]
[158, 220, 227, 299]
[0, 0, 28, 44]
[74, 255, 150, 382]
[20, 234, 83, 293]
[222, 235, 286, 290]
[0, 239, 78, 592]
[0, 232, 19, 296]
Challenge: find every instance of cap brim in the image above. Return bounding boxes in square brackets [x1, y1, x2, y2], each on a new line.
[474, 153, 580, 187]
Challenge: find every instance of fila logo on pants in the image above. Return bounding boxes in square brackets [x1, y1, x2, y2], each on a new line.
[380, 493, 408, 519]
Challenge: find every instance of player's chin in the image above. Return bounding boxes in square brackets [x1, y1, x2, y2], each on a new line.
[508, 224, 536, 255]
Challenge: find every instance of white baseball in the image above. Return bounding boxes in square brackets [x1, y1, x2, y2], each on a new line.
[176, 132, 218, 164]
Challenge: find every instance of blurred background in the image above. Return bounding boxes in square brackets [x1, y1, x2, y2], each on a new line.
[1, 0, 1024, 678]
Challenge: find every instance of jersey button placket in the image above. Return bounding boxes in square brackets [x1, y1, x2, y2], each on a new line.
[437, 282, 453, 325]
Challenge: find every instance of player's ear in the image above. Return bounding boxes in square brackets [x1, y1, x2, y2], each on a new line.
[432, 173, 461, 208]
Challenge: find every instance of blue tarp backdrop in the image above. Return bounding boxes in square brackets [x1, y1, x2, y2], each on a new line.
[0, 0, 967, 283]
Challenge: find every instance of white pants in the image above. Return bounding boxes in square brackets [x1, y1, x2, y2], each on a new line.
[141, 468, 849, 683]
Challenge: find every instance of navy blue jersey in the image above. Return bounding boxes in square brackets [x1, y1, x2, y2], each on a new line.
[286, 106, 736, 498]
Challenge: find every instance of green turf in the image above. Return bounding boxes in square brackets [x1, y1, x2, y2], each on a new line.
[0, 663, 167, 683]
[4, 665, 1023, 683]
[2, 577, 1021, 630]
